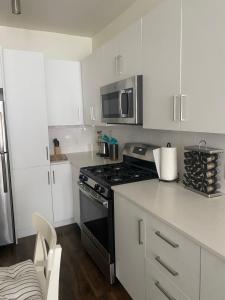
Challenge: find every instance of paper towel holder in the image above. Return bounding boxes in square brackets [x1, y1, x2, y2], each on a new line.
[153, 142, 179, 182]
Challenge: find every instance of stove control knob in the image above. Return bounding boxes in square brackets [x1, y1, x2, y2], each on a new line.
[99, 187, 105, 194]
[79, 175, 88, 182]
[94, 184, 100, 191]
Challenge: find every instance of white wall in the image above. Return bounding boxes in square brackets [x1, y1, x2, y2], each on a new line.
[0, 26, 92, 60]
[49, 126, 96, 154]
[92, 0, 162, 48]
[97, 125, 225, 193]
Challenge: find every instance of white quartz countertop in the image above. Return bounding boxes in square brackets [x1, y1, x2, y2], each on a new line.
[112, 180, 225, 260]
[67, 151, 121, 168]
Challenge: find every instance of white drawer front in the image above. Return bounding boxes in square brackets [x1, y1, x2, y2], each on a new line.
[147, 216, 200, 300]
[146, 259, 190, 300]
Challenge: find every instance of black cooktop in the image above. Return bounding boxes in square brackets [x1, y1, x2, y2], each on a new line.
[80, 162, 158, 188]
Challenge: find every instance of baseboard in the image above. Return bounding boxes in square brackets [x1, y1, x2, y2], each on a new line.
[54, 218, 75, 228]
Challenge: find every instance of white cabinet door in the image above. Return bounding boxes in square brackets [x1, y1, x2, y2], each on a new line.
[3, 49, 49, 169]
[72, 166, 80, 225]
[102, 36, 120, 85]
[200, 248, 225, 300]
[181, 0, 225, 133]
[12, 166, 53, 238]
[118, 19, 142, 79]
[45, 59, 83, 126]
[51, 163, 74, 226]
[142, 0, 181, 130]
[102, 20, 142, 84]
[0, 47, 3, 88]
[114, 193, 146, 300]
[82, 47, 104, 126]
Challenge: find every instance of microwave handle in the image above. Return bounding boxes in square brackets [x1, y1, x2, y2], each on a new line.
[119, 90, 129, 118]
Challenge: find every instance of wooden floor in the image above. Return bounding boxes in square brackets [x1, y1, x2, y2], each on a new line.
[0, 224, 132, 300]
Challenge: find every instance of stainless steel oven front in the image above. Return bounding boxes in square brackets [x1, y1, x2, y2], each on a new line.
[78, 181, 115, 284]
[100, 75, 143, 125]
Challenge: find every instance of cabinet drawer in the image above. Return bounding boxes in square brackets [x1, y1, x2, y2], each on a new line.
[147, 216, 200, 300]
[146, 259, 190, 300]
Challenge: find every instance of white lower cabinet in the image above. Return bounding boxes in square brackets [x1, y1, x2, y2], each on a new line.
[72, 166, 80, 226]
[12, 166, 53, 238]
[146, 260, 190, 300]
[51, 163, 74, 227]
[114, 193, 146, 300]
[200, 249, 225, 300]
[114, 192, 202, 300]
[147, 216, 200, 300]
[12, 163, 74, 238]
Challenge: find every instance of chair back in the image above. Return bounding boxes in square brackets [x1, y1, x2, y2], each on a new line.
[32, 213, 62, 300]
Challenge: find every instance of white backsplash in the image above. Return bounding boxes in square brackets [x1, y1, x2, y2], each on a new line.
[48, 126, 96, 154]
[96, 125, 225, 192]
[49, 124, 225, 193]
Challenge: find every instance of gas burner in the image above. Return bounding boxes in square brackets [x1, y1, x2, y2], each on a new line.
[113, 166, 124, 171]
[108, 176, 123, 183]
[95, 168, 104, 174]
[132, 174, 141, 178]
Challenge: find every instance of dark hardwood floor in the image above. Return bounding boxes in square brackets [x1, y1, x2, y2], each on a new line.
[0, 224, 132, 300]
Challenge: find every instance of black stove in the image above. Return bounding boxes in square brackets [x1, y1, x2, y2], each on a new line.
[78, 143, 159, 285]
[79, 156, 158, 199]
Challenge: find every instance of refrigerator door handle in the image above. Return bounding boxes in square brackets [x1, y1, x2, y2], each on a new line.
[0, 100, 7, 153]
[1, 154, 8, 193]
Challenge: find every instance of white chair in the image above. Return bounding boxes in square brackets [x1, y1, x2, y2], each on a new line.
[0, 213, 62, 300]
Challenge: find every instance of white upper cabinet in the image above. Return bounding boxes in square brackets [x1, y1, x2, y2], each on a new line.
[82, 47, 104, 126]
[0, 47, 3, 88]
[102, 36, 120, 85]
[118, 19, 142, 79]
[181, 0, 225, 133]
[45, 59, 83, 126]
[3, 49, 50, 170]
[102, 20, 142, 85]
[142, 0, 181, 130]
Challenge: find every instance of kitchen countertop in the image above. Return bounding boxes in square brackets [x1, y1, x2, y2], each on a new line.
[113, 180, 225, 261]
[66, 151, 121, 168]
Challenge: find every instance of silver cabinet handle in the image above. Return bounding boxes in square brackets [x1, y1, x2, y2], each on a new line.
[117, 55, 122, 75]
[46, 146, 49, 161]
[180, 94, 187, 121]
[155, 281, 176, 300]
[52, 170, 55, 184]
[155, 231, 179, 248]
[47, 171, 50, 185]
[173, 95, 179, 121]
[138, 219, 144, 245]
[115, 56, 118, 74]
[90, 106, 96, 121]
[155, 256, 179, 276]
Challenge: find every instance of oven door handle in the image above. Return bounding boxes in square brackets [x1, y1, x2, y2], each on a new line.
[78, 182, 109, 209]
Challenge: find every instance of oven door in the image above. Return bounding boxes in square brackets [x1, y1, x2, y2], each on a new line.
[79, 182, 114, 262]
[101, 88, 134, 124]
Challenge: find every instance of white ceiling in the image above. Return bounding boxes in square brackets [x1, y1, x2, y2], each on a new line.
[0, 0, 136, 37]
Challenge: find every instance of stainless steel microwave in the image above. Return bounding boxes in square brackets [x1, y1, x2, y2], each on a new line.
[100, 75, 143, 125]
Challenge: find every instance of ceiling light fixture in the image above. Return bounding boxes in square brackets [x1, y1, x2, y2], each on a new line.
[11, 0, 21, 15]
